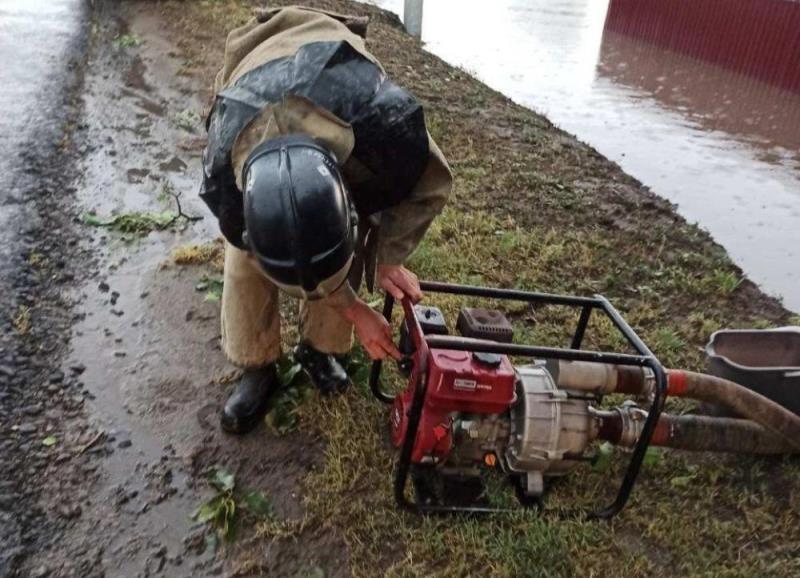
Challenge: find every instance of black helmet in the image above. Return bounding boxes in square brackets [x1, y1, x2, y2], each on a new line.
[241, 134, 357, 300]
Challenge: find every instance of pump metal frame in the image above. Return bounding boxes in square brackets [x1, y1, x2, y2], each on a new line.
[369, 280, 667, 518]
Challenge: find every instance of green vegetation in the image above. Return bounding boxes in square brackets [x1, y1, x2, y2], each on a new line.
[82, 183, 202, 235]
[193, 466, 275, 541]
[174, 107, 201, 132]
[162, 0, 798, 576]
[112, 33, 143, 49]
[82, 210, 178, 234]
[41, 436, 58, 447]
[260, 357, 314, 434]
[81, 179, 202, 236]
[196, 274, 224, 302]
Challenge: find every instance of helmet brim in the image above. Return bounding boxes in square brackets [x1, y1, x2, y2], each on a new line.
[263, 253, 353, 301]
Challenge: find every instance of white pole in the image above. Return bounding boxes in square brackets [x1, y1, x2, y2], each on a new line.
[404, 0, 424, 39]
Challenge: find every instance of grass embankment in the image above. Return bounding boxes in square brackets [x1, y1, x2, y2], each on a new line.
[161, 1, 799, 576]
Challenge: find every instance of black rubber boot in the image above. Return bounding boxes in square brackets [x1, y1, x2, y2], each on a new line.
[220, 365, 278, 434]
[293, 342, 350, 396]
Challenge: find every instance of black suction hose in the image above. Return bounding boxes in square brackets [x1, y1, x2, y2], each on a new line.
[667, 370, 800, 452]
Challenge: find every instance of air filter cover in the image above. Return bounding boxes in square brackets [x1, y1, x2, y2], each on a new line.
[457, 308, 514, 343]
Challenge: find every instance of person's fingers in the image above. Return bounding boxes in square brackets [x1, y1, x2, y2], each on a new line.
[405, 279, 422, 302]
[365, 342, 386, 360]
[379, 267, 424, 302]
[388, 271, 412, 300]
[382, 277, 404, 300]
[397, 269, 422, 302]
[410, 276, 422, 297]
[379, 327, 402, 359]
[380, 339, 402, 360]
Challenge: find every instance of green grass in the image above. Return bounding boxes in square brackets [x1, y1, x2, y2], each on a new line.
[163, 0, 799, 575]
[250, 201, 798, 578]
[112, 33, 143, 49]
[82, 210, 178, 234]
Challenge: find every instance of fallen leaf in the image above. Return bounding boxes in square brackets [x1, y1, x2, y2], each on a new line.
[211, 467, 235, 493]
[243, 490, 273, 519]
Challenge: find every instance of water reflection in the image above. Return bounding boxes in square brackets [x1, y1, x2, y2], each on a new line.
[366, 0, 800, 311]
[604, 0, 800, 95]
[599, 31, 800, 160]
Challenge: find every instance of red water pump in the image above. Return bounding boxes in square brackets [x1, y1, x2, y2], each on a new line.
[370, 281, 800, 517]
[369, 281, 669, 517]
[390, 346, 516, 464]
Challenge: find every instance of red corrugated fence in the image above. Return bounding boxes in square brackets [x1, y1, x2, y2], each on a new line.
[605, 0, 800, 93]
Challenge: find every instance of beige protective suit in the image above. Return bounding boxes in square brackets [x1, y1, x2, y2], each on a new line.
[213, 6, 452, 367]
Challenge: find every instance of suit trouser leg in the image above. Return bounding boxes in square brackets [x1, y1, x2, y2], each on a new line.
[299, 296, 354, 356]
[221, 242, 281, 367]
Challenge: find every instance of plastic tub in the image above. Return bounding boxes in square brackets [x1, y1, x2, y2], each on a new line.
[705, 327, 800, 416]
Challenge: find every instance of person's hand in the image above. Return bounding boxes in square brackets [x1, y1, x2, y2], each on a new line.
[377, 264, 422, 303]
[343, 300, 402, 361]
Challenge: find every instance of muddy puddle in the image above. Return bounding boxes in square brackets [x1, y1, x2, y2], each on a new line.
[370, 0, 800, 311]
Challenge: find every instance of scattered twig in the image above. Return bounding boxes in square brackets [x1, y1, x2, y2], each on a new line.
[166, 187, 203, 225]
[77, 430, 105, 455]
[82, 182, 202, 235]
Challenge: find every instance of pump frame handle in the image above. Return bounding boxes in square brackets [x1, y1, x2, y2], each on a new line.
[368, 280, 667, 519]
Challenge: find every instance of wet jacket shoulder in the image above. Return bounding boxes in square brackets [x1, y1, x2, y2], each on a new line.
[200, 6, 452, 266]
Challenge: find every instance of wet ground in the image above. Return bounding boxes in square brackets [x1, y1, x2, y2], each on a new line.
[1, 1, 796, 576]
[369, 0, 800, 311]
[1, 2, 327, 576]
[0, 0, 91, 575]
[0, 0, 85, 305]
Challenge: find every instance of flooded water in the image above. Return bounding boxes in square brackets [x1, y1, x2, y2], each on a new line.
[368, 0, 800, 312]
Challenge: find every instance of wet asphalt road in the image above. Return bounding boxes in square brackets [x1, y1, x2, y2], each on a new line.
[0, 0, 87, 270]
[0, 1, 88, 576]
[1, 0, 239, 573]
